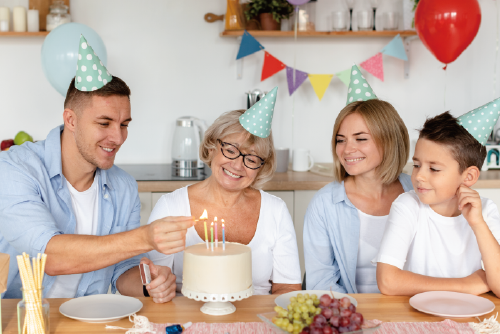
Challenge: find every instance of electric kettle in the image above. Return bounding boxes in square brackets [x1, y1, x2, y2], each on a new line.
[171, 116, 207, 177]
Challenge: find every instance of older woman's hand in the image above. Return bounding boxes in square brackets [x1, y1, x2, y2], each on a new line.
[141, 257, 177, 303]
[146, 216, 195, 255]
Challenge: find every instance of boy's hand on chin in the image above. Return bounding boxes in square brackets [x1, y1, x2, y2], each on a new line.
[457, 184, 485, 227]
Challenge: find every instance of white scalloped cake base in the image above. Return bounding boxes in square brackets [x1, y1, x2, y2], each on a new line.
[181, 285, 254, 316]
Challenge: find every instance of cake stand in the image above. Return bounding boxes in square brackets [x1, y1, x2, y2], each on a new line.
[181, 285, 254, 315]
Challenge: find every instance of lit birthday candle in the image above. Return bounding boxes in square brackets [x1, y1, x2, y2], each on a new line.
[214, 217, 218, 248]
[210, 222, 214, 251]
[200, 209, 209, 249]
[222, 219, 226, 250]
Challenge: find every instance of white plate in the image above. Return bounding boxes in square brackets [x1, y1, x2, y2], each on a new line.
[409, 291, 495, 318]
[275, 290, 357, 309]
[59, 294, 143, 323]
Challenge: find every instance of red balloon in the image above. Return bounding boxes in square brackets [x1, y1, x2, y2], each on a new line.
[415, 0, 481, 65]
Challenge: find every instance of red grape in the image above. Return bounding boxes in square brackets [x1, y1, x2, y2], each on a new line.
[348, 304, 356, 313]
[313, 314, 327, 327]
[332, 307, 340, 316]
[340, 308, 352, 318]
[338, 327, 349, 333]
[339, 316, 350, 327]
[310, 326, 323, 334]
[320, 294, 333, 307]
[323, 326, 334, 334]
[348, 324, 361, 331]
[300, 327, 311, 334]
[330, 299, 340, 309]
[339, 297, 351, 309]
[331, 328, 339, 334]
[329, 315, 340, 327]
[322, 307, 333, 318]
[350, 312, 364, 325]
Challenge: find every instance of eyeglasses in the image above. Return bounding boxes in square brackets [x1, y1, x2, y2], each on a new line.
[217, 139, 265, 170]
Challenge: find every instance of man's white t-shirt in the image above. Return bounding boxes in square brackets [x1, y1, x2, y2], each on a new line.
[356, 210, 387, 293]
[146, 186, 302, 295]
[46, 176, 99, 298]
[375, 190, 500, 278]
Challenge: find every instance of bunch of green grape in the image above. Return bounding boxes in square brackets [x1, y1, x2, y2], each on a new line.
[272, 293, 321, 334]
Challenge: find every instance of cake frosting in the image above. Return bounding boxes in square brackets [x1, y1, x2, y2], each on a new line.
[182, 242, 252, 294]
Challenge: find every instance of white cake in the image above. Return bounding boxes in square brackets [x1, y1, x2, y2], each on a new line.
[182, 242, 252, 294]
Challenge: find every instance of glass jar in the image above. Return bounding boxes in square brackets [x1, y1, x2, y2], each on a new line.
[352, 0, 373, 31]
[290, 0, 316, 32]
[375, 0, 400, 31]
[17, 288, 50, 334]
[46, 0, 71, 31]
[331, 0, 350, 31]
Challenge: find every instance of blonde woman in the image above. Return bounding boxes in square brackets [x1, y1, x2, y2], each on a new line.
[303, 99, 412, 293]
[147, 109, 302, 296]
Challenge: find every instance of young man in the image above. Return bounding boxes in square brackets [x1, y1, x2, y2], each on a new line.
[0, 36, 194, 302]
[376, 102, 500, 298]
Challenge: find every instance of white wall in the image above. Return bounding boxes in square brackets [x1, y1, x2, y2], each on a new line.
[0, 0, 499, 164]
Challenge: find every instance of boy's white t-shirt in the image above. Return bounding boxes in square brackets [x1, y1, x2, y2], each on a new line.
[375, 190, 500, 278]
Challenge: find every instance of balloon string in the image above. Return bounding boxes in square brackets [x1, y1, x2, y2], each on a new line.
[292, 5, 298, 154]
[444, 67, 447, 110]
[494, 0, 499, 98]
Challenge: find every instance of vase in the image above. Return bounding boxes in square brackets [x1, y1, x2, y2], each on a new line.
[331, 0, 351, 31]
[259, 13, 280, 31]
[352, 0, 373, 31]
[375, 0, 401, 31]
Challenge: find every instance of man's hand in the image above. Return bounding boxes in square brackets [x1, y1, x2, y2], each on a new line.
[463, 269, 490, 296]
[457, 184, 485, 227]
[141, 257, 176, 303]
[146, 216, 195, 255]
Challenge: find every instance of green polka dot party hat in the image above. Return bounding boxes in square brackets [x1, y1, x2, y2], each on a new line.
[239, 86, 277, 138]
[457, 97, 500, 145]
[346, 64, 377, 105]
[75, 35, 113, 91]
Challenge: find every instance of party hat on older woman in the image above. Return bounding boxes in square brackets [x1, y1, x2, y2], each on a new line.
[75, 35, 113, 92]
[457, 96, 500, 145]
[346, 64, 377, 105]
[239, 86, 278, 138]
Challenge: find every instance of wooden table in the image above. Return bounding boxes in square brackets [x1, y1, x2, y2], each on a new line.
[1, 294, 499, 333]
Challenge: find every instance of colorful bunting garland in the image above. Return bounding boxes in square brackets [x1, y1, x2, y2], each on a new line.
[236, 30, 409, 101]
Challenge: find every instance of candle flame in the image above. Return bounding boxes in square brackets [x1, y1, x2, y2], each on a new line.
[200, 209, 208, 220]
[211, 222, 214, 226]
[214, 217, 217, 221]
[221, 219, 225, 223]
[222, 223, 225, 227]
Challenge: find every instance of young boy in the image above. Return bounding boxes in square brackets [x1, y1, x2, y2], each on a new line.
[375, 107, 500, 298]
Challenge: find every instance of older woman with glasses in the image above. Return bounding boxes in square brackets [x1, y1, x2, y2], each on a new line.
[146, 106, 302, 295]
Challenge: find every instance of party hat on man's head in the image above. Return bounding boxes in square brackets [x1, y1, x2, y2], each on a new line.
[457, 97, 500, 145]
[239, 87, 277, 138]
[75, 35, 113, 92]
[346, 64, 377, 105]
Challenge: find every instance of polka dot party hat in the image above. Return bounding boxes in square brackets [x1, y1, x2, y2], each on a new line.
[239, 86, 277, 138]
[457, 97, 500, 145]
[346, 64, 377, 105]
[75, 35, 112, 92]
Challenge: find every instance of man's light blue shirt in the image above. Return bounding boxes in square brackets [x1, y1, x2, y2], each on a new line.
[303, 174, 413, 293]
[0, 125, 142, 298]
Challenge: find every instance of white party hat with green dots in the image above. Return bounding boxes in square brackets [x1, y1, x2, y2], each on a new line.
[457, 97, 500, 145]
[346, 64, 377, 105]
[239, 86, 277, 138]
[75, 35, 113, 92]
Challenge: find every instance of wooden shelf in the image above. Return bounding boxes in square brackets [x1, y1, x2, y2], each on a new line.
[221, 30, 418, 37]
[0, 31, 49, 37]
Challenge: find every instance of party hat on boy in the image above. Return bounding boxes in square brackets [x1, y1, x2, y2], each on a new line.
[457, 97, 500, 145]
[75, 35, 113, 92]
[346, 64, 377, 105]
[239, 87, 277, 138]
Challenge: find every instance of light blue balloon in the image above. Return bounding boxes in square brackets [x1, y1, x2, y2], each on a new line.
[41, 23, 107, 96]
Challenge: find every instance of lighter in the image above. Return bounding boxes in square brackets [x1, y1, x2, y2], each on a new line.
[165, 322, 192, 334]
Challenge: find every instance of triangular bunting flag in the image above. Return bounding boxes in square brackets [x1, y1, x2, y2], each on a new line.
[236, 30, 265, 60]
[308, 74, 334, 101]
[381, 34, 408, 61]
[335, 68, 352, 87]
[261, 52, 286, 81]
[360, 53, 384, 82]
[286, 67, 309, 95]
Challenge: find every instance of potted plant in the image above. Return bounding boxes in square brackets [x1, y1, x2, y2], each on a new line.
[245, 0, 294, 31]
